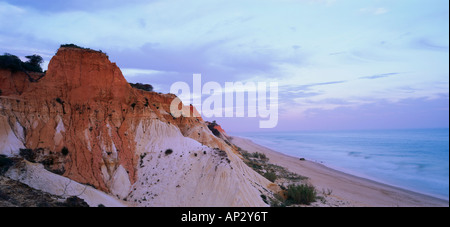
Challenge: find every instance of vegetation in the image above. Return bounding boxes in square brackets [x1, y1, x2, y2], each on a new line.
[235, 145, 317, 206]
[0, 155, 14, 175]
[269, 184, 318, 207]
[129, 83, 153, 92]
[0, 176, 90, 207]
[247, 152, 267, 160]
[60, 44, 108, 56]
[61, 147, 69, 156]
[260, 194, 268, 205]
[285, 184, 317, 205]
[24, 55, 44, 72]
[0, 53, 44, 73]
[60, 44, 85, 49]
[263, 171, 277, 182]
[165, 149, 173, 156]
[55, 97, 64, 105]
[0, 53, 24, 72]
[214, 148, 228, 157]
[19, 148, 35, 162]
[63, 196, 89, 207]
[207, 120, 221, 137]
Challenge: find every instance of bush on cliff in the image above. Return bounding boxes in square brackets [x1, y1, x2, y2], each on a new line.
[0, 53, 23, 72]
[60, 44, 85, 49]
[207, 120, 221, 137]
[129, 83, 153, 92]
[0, 53, 43, 73]
[60, 44, 108, 56]
[23, 55, 44, 73]
[0, 155, 14, 175]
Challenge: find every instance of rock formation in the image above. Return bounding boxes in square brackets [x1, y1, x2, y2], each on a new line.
[0, 47, 273, 206]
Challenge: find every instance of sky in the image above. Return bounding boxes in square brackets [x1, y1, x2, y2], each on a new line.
[0, 0, 448, 132]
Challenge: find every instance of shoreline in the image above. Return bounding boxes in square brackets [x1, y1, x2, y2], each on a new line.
[230, 136, 449, 207]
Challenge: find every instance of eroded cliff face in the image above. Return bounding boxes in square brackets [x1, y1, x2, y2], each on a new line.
[0, 47, 271, 206]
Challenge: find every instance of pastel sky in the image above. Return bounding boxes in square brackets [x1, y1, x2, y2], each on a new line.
[1, 0, 448, 132]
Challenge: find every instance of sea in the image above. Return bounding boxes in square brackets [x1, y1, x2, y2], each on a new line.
[232, 128, 449, 200]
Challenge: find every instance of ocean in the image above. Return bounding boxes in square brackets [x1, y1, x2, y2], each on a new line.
[233, 128, 449, 200]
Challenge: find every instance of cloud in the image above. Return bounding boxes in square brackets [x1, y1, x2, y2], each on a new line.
[359, 7, 388, 15]
[287, 80, 348, 91]
[359, 72, 400, 80]
[0, 1, 25, 14]
[374, 8, 388, 15]
[413, 38, 449, 52]
[3, 0, 156, 12]
[121, 68, 167, 77]
[329, 51, 346, 56]
[277, 95, 449, 131]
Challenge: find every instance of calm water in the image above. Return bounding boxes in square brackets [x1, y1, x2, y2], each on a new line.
[233, 128, 449, 200]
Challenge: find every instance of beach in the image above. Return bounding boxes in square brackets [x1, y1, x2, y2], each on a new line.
[230, 136, 449, 207]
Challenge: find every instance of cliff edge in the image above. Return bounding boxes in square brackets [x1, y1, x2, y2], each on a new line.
[0, 47, 273, 206]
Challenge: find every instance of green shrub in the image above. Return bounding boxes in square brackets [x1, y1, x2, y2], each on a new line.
[0, 155, 14, 175]
[270, 194, 287, 207]
[263, 171, 277, 182]
[165, 149, 173, 156]
[23, 55, 43, 72]
[61, 147, 69, 156]
[207, 121, 221, 137]
[60, 44, 108, 57]
[252, 152, 267, 160]
[260, 194, 268, 205]
[55, 97, 64, 105]
[0, 53, 25, 72]
[60, 44, 85, 49]
[19, 148, 36, 162]
[0, 53, 43, 73]
[129, 83, 153, 92]
[286, 184, 317, 205]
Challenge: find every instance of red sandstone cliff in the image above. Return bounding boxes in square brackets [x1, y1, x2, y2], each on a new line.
[0, 47, 272, 206]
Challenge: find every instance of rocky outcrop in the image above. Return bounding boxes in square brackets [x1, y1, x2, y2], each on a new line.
[0, 47, 273, 206]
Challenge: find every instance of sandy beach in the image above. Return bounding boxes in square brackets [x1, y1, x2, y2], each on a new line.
[230, 136, 449, 207]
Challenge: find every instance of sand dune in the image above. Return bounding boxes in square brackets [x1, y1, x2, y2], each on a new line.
[231, 136, 449, 207]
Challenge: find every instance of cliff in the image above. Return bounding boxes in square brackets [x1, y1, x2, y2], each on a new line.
[0, 47, 273, 206]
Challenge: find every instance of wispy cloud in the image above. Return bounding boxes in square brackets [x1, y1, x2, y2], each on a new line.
[359, 72, 400, 80]
[359, 7, 389, 15]
[2, 0, 155, 12]
[121, 68, 167, 77]
[413, 38, 449, 52]
[329, 51, 346, 56]
[285, 80, 348, 92]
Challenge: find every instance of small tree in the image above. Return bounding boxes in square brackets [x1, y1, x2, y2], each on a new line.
[23, 55, 44, 72]
[25, 55, 43, 66]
